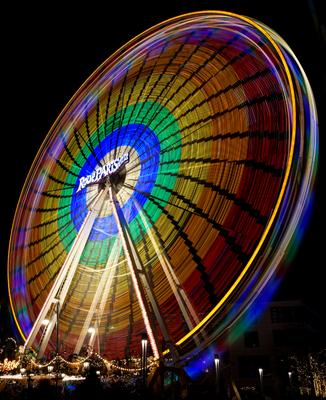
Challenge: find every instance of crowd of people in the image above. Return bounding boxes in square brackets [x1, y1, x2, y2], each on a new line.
[0, 371, 151, 400]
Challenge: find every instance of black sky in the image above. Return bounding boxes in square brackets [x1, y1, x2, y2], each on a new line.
[1, 0, 325, 340]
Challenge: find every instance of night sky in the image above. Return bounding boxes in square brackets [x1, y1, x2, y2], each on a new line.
[1, 0, 324, 342]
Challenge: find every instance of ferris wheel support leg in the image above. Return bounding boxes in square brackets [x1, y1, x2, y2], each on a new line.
[38, 314, 56, 358]
[110, 185, 177, 359]
[38, 211, 100, 356]
[74, 238, 121, 355]
[24, 189, 106, 354]
[123, 226, 180, 361]
[134, 200, 200, 334]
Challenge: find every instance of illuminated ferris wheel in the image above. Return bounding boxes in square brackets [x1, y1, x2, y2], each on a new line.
[8, 11, 318, 361]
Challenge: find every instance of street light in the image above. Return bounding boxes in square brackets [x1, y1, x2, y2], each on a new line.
[83, 361, 90, 376]
[141, 333, 148, 386]
[54, 299, 60, 355]
[88, 327, 96, 353]
[258, 368, 264, 394]
[214, 354, 220, 395]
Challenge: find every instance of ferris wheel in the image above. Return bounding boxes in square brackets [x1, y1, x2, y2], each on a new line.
[8, 11, 318, 361]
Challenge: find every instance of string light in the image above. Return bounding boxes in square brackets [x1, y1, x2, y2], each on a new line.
[0, 351, 158, 376]
[0, 359, 20, 373]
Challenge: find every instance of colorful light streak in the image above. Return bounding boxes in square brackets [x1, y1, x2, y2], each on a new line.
[8, 11, 318, 360]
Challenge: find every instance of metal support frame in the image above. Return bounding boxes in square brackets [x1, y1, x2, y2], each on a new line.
[24, 189, 107, 356]
[26, 175, 186, 361]
[134, 200, 200, 334]
[109, 185, 178, 359]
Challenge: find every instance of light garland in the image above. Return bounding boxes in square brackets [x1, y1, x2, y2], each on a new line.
[2, 351, 158, 375]
[289, 350, 326, 398]
[29, 354, 90, 369]
[0, 358, 20, 372]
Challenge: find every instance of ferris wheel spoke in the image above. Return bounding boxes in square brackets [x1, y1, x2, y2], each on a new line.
[126, 38, 191, 157]
[119, 44, 170, 159]
[116, 50, 154, 162]
[58, 134, 83, 169]
[27, 199, 92, 249]
[101, 81, 116, 158]
[122, 182, 193, 215]
[128, 90, 284, 175]
[95, 100, 107, 162]
[152, 39, 266, 134]
[163, 91, 283, 145]
[128, 183, 248, 301]
[113, 73, 130, 160]
[26, 202, 98, 275]
[128, 32, 225, 160]
[82, 110, 104, 167]
[163, 183, 249, 261]
[115, 76, 130, 160]
[146, 170, 268, 225]
[106, 80, 123, 157]
[47, 157, 79, 179]
[72, 127, 98, 173]
[130, 28, 242, 159]
[127, 32, 244, 160]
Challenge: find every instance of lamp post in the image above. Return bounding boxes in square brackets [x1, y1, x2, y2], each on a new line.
[214, 354, 220, 396]
[83, 361, 90, 377]
[141, 333, 148, 387]
[88, 327, 96, 354]
[55, 300, 60, 355]
[258, 368, 264, 394]
[288, 371, 293, 395]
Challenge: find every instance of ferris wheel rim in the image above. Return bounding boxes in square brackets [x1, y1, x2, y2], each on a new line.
[8, 10, 302, 356]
